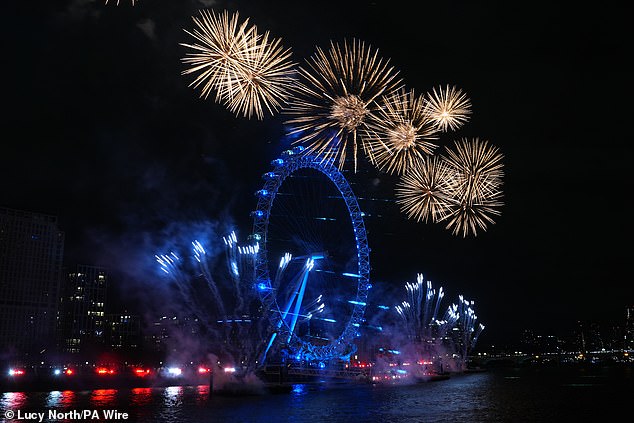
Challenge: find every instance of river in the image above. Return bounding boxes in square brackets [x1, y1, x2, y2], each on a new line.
[1, 365, 630, 422]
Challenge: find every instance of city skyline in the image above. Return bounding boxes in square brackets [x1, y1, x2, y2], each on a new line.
[2, 1, 632, 349]
[2, 203, 631, 359]
[1, 203, 631, 364]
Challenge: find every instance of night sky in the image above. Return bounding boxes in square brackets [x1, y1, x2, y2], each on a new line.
[2, 1, 632, 346]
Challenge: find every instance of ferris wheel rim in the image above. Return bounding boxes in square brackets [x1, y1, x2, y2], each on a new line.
[251, 147, 371, 361]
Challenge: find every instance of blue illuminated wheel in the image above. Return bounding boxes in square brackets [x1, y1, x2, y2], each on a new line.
[251, 147, 371, 364]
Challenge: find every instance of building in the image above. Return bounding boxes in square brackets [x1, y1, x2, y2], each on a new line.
[143, 314, 200, 355]
[0, 207, 65, 358]
[626, 306, 634, 351]
[105, 313, 141, 351]
[58, 265, 108, 355]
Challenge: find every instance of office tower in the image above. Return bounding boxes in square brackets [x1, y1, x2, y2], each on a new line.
[0, 207, 65, 357]
[105, 313, 140, 351]
[59, 265, 108, 354]
[626, 306, 634, 351]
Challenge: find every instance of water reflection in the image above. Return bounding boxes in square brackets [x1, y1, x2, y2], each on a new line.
[90, 389, 118, 408]
[157, 386, 184, 422]
[0, 392, 28, 410]
[291, 384, 307, 396]
[46, 391, 62, 408]
[60, 391, 76, 407]
[0, 368, 629, 423]
[163, 386, 183, 407]
[130, 388, 153, 407]
[195, 385, 209, 404]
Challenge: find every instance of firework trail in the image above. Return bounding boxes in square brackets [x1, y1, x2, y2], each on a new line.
[192, 239, 226, 317]
[156, 232, 268, 375]
[272, 252, 292, 292]
[155, 252, 218, 334]
[180, 9, 296, 120]
[206, 232, 266, 373]
[394, 274, 452, 348]
[367, 88, 439, 175]
[391, 273, 485, 372]
[156, 252, 186, 288]
[440, 302, 460, 338]
[472, 323, 485, 350]
[284, 38, 402, 171]
[446, 295, 485, 369]
[424, 84, 472, 132]
[222, 231, 259, 313]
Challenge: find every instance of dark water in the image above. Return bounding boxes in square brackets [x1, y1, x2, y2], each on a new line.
[1, 366, 631, 422]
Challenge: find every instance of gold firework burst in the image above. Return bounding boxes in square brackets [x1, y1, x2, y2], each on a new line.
[181, 10, 255, 102]
[283, 38, 402, 171]
[220, 30, 296, 120]
[180, 10, 296, 120]
[440, 138, 504, 237]
[425, 85, 472, 132]
[395, 156, 455, 223]
[367, 89, 440, 175]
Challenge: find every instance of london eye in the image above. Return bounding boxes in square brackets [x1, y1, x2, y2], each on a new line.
[251, 147, 371, 365]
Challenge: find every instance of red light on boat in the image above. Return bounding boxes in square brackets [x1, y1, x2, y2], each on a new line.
[134, 368, 151, 376]
[96, 367, 115, 375]
[8, 369, 25, 376]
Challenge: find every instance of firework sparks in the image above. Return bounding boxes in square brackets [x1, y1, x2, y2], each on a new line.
[396, 138, 504, 237]
[424, 85, 472, 132]
[156, 231, 269, 376]
[393, 274, 485, 371]
[447, 295, 485, 367]
[181, 10, 254, 102]
[283, 38, 402, 171]
[220, 30, 296, 119]
[180, 9, 296, 120]
[440, 138, 504, 237]
[393, 274, 458, 358]
[395, 156, 455, 223]
[367, 88, 439, 175]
